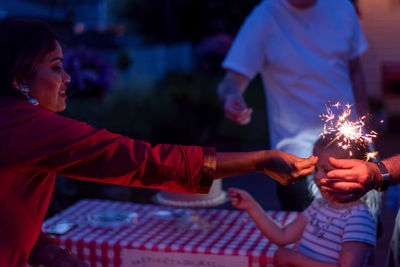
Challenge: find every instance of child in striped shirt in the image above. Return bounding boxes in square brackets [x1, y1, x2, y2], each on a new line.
[229, 133, 379, 267]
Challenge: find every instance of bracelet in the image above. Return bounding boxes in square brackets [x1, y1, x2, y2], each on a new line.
[52, 248, 71, 267]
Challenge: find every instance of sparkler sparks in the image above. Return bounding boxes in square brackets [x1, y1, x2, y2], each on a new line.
[320, 102, 378, 160]
[366, 152, 379, 162]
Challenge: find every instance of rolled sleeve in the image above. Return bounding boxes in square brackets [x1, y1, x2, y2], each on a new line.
[197, 146, 216, 193]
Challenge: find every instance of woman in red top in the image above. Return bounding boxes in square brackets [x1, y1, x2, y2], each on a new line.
[0, 19, 317, 266]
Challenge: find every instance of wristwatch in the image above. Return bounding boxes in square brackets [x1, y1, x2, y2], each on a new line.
[376, 161, 392, 192]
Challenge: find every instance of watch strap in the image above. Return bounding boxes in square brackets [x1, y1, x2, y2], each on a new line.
[376, 161, 391, 192]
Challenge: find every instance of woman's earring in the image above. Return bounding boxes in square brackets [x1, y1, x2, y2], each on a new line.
[28, 98, 39, 106]
[21, 86, 29, 94]
[20, 85, 39, 106]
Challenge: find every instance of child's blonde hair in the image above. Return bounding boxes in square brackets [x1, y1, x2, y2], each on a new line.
[308, 133, 381, 218]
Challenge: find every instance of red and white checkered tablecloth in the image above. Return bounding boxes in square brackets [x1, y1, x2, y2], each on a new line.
[42, 199, 300, 267]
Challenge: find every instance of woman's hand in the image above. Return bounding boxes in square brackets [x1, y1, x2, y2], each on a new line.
[228, 187, 257, 211]
[263, 150, 318, 186]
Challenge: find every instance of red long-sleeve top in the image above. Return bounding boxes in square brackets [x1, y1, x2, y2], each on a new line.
[0, 96, 216, 266]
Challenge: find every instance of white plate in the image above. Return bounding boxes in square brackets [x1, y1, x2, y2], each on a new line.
[87, 210, 138, 228]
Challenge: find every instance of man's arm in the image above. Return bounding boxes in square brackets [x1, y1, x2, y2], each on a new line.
[217, 70, 251, 102]
[349, 57, 369, 117]
[382, 155, 400, 186]
[217, 70, 253, 125]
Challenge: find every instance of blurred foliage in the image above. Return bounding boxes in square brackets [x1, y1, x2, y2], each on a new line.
[50, 72, 268, 216]
[64, 46, 116, 97]
[63, 72, 222, 146]
[194, 33, 233, 74]
[111, 0, 260, 44]
[62, 72, 268, 148]
[23, 0, 100, 5]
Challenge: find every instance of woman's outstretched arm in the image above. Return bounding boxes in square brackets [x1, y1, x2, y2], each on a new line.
[215, 150, 317, 185]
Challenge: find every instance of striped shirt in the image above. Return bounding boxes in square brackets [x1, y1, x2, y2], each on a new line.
[299, 198, 376, 263]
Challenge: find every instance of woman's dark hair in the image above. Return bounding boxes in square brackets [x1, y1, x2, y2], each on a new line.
[313, 132, 370, 160]
[0, 18, 58, 97]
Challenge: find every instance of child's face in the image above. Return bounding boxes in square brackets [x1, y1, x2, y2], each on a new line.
[314, 146, 344, 199]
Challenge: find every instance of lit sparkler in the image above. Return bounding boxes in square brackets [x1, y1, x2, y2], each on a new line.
[320, 102, 378, 161]
[366, 151, 379, 162]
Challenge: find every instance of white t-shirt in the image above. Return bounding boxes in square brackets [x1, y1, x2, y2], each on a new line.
[222, 0, 368, 157]
[300, 198, 376, 264]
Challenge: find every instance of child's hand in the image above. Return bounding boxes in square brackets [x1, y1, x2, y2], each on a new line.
[273, 247, 297, 266]
[228, 188, 256, 211]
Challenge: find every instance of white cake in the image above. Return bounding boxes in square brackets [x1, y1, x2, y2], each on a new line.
[153, 179, 226, 208]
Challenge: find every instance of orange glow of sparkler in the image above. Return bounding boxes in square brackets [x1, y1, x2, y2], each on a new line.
[320, 102, 377, 159]
[366, 151, 379, 161]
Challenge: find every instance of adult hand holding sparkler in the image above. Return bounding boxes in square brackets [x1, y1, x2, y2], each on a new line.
[320, 158, 382, 203]
[319, 102, 376, 156]
[261, 150, 318, 186]
[317, 102, 397, 203]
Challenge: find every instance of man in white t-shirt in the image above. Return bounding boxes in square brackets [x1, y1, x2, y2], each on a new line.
[218, 0, 369, 211]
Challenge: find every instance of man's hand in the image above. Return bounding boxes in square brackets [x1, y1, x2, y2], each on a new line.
[263, 150, 318, 186]
[223, 93, 253, 125]
[217, 70, 252, 125]
[319, 157, 381, 202]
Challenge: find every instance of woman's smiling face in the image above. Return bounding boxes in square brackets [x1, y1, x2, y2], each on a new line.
[26, 40, 71, 112]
